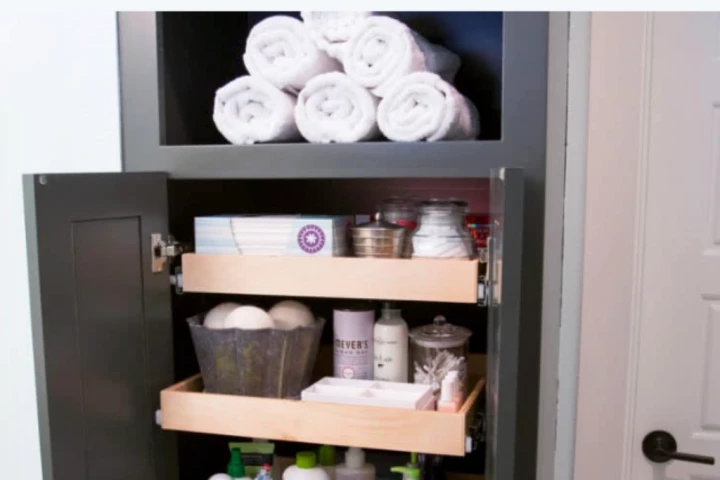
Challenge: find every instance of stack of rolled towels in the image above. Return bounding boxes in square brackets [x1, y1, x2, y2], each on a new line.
[213, 12, 480, 145]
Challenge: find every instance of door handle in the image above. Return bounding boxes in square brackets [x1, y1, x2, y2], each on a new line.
[642, 430, 715, 465]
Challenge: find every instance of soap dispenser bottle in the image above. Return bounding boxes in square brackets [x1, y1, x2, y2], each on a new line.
[336, 447, 375, 480]
[210, 448, 253, 480]
[228, 448, 253, 480]
[390, 466, 420, 480]
[373, 302, 409, 382]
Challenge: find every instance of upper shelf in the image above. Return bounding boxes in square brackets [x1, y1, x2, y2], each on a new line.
[182, 254, 481, 303]
[117, 13, 548, 178]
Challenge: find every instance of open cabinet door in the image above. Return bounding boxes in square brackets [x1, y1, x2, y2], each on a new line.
[486, 168, 524, 480]
[23, 173, 177, 480]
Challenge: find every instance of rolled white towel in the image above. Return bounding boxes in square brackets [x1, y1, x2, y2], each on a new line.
[243, 15, 341, 94]
[343, 16, 461, 98]
[295, 72, 380, 144]
[213, 75, 301, 145]
[377, 72, 480, 142]
[301, 11, 373, 61]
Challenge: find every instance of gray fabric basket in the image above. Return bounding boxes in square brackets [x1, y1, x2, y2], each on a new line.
[188, 315, 325, 398]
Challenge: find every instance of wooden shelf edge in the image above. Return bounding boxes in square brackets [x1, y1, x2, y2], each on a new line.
[182, 254, 480, 304]
[160, 376, 485, 456]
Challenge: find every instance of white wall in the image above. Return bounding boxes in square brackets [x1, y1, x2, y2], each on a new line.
[0, 11, 121, 479]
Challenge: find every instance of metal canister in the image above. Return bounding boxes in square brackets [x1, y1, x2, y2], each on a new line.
[333, 303, 375, 379]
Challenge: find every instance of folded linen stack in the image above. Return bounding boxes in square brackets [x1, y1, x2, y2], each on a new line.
[377, 72, 480, 142]
[213, 15, 339, 145]
[295, 72, 380, 143]
[213, 12, 481, 145]
[195, 215, 350, 257]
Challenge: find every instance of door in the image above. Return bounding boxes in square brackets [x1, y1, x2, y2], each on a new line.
[486, 168, 524, 480]
[24, 173, 177, 480]
[629, 13, 720, 479]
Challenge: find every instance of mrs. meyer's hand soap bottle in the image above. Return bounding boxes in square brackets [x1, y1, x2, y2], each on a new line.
[333, 303, 374, 379]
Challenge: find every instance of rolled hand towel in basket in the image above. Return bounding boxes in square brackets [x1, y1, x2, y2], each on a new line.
[343, 16, 461, 97]
[213, 75, 301, 145]
[295, 72, 380, 143]
[301, 11, 372, 61]
[244, 15, 341, 94]
[377, 72, 480, 142]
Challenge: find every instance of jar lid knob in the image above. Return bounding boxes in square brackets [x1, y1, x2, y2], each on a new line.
[433, 315, 447, 327]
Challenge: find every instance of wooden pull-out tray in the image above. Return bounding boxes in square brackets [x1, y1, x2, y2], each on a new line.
[160, 375, 485, 456]
[182, 254, 480, 304]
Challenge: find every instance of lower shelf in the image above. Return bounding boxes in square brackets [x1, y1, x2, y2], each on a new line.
[160, 375, 485, 456]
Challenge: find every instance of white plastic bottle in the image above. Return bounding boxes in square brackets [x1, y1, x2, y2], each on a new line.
[336, 448, 375, 480]
[283, 452, 330, 480]
[373, 303, 408, 382]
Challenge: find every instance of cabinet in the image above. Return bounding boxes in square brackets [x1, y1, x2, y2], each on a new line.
[24, 170, 522, 480]
[23, 9, 548, 480]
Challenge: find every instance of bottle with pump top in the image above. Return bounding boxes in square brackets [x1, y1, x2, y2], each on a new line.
[373, 302, 409, 382]
[390, 466, 420, 480]
[336, 447, 375, 480]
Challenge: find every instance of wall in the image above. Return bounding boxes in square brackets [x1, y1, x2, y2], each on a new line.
[0, 11, 121, 479]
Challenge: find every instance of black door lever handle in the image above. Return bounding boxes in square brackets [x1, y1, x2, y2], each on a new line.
[642, 430, 715, 465]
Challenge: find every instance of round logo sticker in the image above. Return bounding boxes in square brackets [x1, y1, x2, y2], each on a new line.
[297, 224, 325, 254]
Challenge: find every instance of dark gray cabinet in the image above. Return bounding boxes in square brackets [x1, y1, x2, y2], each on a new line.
[24, 169, 524, 480]
[23, 9, 549, 480]
[23, 173, 177, 480]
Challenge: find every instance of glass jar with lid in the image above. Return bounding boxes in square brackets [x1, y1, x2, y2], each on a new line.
[380, 196, 421, 231]
[380, 197, 420, 257]
[411, 199, 475, 259]
[409, 315, 472, 397]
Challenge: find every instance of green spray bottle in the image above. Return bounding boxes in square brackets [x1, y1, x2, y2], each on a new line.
[391, 466, 421, 480]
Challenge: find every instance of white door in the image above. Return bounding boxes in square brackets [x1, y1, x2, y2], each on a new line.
[630, 12, 720, 479]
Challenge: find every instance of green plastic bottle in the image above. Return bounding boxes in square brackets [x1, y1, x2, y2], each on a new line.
[228, 448, 251, 480]
[318, 445, 336, 480]
[391, 466, 421, 480]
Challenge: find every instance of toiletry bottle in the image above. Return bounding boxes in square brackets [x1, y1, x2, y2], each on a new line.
[255, 464, 273, 480]
[436, 374, 461, 412]
[444, 370, 464, 404]
[283, 452, 330, 480]
[336, 447, 375, 480]
[390, 466, 420, 480]
[334, 303, 374, 379]
[228, 448, 254, 480]
[318, 445, 336, 480]
[373, 302, 409, 382]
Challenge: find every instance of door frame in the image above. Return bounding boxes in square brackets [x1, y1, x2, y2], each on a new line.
[571, 12, 655, 480]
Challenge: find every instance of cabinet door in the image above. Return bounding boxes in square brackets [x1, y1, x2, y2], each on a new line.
[486, 167, 524, 480]
[23, 173, 177, 480]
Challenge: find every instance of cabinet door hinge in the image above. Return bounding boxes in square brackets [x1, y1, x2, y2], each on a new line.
[477, 275, 489, 307]
[151, 233, 189, 273]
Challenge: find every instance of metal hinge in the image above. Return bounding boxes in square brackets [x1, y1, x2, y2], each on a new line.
[477, 275, 489, 307]
[151, 233, 187, 273]
[170, 266, 183, 294]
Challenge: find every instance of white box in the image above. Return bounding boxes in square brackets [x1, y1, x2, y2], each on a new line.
[195, 215, 351, 257]
[301, 377, 436, 410]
